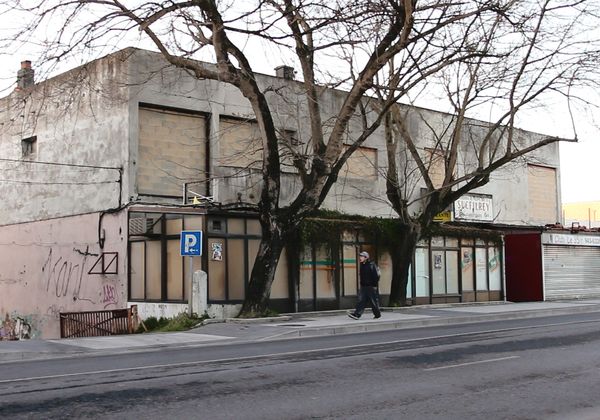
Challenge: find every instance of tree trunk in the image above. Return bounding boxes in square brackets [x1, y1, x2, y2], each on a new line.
[238, 223, 286, 317]
[388, 221, 420, 306]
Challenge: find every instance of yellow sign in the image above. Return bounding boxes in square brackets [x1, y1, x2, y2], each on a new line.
[433, 211, 452, 222]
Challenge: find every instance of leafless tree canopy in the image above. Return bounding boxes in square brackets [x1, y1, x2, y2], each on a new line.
[2, 0, 599, 312]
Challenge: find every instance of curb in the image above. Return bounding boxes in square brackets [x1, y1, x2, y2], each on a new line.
[280, 301, 514, 320]
[226, 315, 293, 324]
[271, 304, 600, 339]
[198, 316, 293, 326]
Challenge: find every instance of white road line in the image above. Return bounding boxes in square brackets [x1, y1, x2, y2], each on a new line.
[423, 355, 520, 371]
[1, 317, 595, 384]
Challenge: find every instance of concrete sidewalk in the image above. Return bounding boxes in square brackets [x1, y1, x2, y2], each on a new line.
[2, 299, 600, 363]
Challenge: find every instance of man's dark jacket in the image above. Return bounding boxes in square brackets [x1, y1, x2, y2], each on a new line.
[359, 261, 379, 287]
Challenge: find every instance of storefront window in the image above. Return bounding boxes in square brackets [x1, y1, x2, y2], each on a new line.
[167, 239, 183, 300]
[431, 236, 444, 247]
[446, 250, 459, 294]
[227, 239, 245, 300]
[445, 238, 459, 248]
[461, 247, 474, 291]
[228, 219, 245, 235]
[166, 215, 182, 235]
[415, 247, 429, 297]
[129, 242, 145, 300]
[145, 241, 162, 299]
[488, 246, 502, 291]
[208, 237, 226, 300]
[316, 245, 336, 299]
[342, 244, 358, 296]
[432, 251, 446, 294]
[475, 247, 488, 290]
[247, 219, 262, 235]
[299, 245, 314, 300]
[271, 248, 289, 299]
[129, 211, 203, 302]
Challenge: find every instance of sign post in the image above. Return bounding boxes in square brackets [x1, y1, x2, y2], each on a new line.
[180, 231, 203, 316]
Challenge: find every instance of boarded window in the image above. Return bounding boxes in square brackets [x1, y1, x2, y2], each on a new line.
[138, 107, 207, 197]
[425, 148, 446, 189]
[528, 164, 557, 223]
[219, 119, 262, 169]
[340, 146, 378, 180]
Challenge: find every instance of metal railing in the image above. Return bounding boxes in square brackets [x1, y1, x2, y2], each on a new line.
[59, 306, 137, 338]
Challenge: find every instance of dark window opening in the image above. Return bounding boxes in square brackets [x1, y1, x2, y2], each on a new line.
[210, 219, 223, 232]
[21, 135, 37, 157]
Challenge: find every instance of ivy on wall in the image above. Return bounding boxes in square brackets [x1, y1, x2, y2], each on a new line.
[299, 209, 503, 252]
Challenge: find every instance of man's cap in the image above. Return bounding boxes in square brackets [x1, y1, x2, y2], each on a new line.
[359, 251, 369, 258]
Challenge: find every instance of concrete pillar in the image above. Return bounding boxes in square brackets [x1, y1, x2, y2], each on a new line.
[192, 270, 208, 316]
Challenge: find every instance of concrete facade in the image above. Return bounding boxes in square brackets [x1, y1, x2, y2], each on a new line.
[0, 48, 562, 338]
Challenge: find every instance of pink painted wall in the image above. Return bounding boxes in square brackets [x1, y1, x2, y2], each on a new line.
[0, 211, 128, 339]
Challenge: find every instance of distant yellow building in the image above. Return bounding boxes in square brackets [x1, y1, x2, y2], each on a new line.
[563, 201, 600, 229]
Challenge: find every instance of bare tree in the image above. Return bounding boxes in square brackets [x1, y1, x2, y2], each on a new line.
[377, 0, 600, 305]
[2, 0, 597, 315]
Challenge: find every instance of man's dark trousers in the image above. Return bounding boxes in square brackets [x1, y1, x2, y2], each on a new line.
[354, 286, 381, 318]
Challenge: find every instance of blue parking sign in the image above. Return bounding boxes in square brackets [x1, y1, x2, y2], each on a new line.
[180, 231, 203, 256]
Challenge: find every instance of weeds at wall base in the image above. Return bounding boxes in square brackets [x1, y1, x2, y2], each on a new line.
[137, 312, 209, 333]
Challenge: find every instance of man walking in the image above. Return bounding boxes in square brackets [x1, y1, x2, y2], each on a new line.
[348, 251, 381, 320]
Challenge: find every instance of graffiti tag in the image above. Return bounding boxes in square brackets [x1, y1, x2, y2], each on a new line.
[102, 284, 118, 308]
[41, 247, 92, 302]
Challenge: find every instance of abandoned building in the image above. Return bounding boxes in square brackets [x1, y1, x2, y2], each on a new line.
[2, 48, 587, 340]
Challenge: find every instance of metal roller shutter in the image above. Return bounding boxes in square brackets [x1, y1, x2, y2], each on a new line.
[544, 245, 600, 300]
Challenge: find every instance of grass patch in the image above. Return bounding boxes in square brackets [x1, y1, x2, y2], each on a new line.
[137, 312, 209, 333]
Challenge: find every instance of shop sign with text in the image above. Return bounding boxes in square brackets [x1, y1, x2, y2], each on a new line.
[454, 193, 493, 222]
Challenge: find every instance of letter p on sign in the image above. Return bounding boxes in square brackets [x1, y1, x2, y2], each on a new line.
[180, 231, 203, 256]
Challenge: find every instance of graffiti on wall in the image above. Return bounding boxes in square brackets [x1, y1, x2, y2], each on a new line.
[42, 247, 91, 301]
[0, 313, 32, 340]
[40, 246, 122, 310]
[102, 283, 118, 308]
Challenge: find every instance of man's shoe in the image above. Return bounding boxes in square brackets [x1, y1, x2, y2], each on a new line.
[347, 312, 359, 320]
[373, 314, 381, 319]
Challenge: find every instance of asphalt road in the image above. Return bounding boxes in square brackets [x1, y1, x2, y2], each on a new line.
[2, 312, 600, 419]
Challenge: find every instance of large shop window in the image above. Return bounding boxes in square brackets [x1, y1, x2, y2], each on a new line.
[206, 218, 288, 303]
[430, 237, 459, 296]
[129, 212, 204, 302]
[413, 236, 503, 302]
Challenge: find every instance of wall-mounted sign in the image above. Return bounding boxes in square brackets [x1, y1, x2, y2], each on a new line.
[544, 233, 600, 247]
[433, 211, 452, 222]
[454, 193, 493, 222]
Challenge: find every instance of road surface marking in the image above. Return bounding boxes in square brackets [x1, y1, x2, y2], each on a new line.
[423, 355, 520, 371]
[1, 317, 597, 384]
